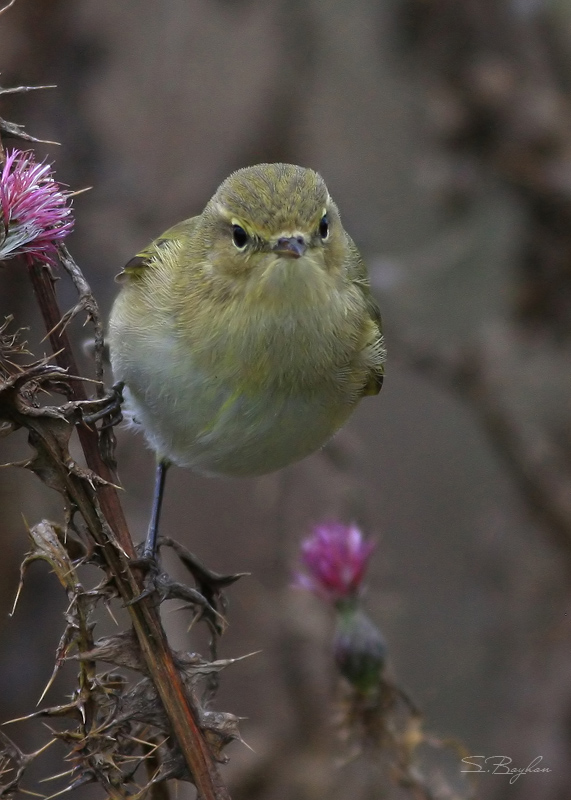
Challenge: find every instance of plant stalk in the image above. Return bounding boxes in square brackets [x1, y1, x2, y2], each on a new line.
[27, 259, 230, 800]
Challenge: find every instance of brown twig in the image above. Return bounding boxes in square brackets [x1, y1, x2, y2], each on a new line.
[0, 0, 16, 16]
[25, 258, 231, 800]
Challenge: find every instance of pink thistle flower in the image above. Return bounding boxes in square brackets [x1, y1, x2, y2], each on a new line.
[0, 149, 73, 265]
[295, 521, 375, 604]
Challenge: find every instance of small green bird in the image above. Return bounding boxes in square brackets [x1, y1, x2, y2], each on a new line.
[108, 163, 385, 556]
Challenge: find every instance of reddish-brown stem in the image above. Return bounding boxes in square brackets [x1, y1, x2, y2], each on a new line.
[27, 260, 134, 553]
[27, 259, 230, 800]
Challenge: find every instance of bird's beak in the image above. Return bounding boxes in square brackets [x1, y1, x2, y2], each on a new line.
[272, 236, 307, 258]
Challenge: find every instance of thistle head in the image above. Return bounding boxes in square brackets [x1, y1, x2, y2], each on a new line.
[295, 521, 375, 605]
[0, 149, 73, 265]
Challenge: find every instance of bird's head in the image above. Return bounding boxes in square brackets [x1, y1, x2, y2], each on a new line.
[197, 164, 348, 291]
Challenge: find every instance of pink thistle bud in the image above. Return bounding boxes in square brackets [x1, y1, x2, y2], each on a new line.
[295, 521, 375, 603]
[0, 149, 73, 265]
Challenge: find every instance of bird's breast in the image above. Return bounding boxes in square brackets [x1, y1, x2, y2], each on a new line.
[179, 261, 368, 394]
[110, 259, 372, 475]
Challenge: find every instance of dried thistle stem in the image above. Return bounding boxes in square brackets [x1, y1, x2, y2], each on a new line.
[26, 258, 231, 800]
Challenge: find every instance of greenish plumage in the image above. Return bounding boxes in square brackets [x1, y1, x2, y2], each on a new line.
[109, 163, 385, 476]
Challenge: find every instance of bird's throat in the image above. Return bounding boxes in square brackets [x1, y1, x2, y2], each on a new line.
[256, 253, 330, 306]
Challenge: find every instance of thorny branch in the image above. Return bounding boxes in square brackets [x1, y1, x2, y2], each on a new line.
[0, 83, 59, 146]
[0, 287, 240, 799]
[0, 82, 239, 800]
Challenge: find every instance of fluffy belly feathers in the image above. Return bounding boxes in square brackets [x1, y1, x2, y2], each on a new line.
[117, 357, 356, 476]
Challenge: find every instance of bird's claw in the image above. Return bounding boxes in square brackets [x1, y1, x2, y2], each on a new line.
[124, 551, 162, 605]
[81, 381, 124, 429]
[126, 548, 228, 634]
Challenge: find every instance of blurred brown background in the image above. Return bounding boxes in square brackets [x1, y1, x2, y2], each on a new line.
[2, 0, 571, 798]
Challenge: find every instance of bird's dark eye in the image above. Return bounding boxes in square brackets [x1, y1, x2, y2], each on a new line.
[232, 224, 249, 249]
[319, 214, 329, 240]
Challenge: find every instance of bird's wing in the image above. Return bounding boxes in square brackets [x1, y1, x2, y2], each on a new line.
[115, 217, 200, 281]
[346, 234, 385, 396]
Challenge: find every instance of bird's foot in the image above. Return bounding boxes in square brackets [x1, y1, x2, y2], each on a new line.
[126, 544, 239, 636]
[80, 381, 124, 429]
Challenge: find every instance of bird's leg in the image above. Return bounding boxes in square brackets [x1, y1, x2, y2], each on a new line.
[129, 463, 246, 638]
[128, 461, 228, 630]
[143, 459, 169, 559]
